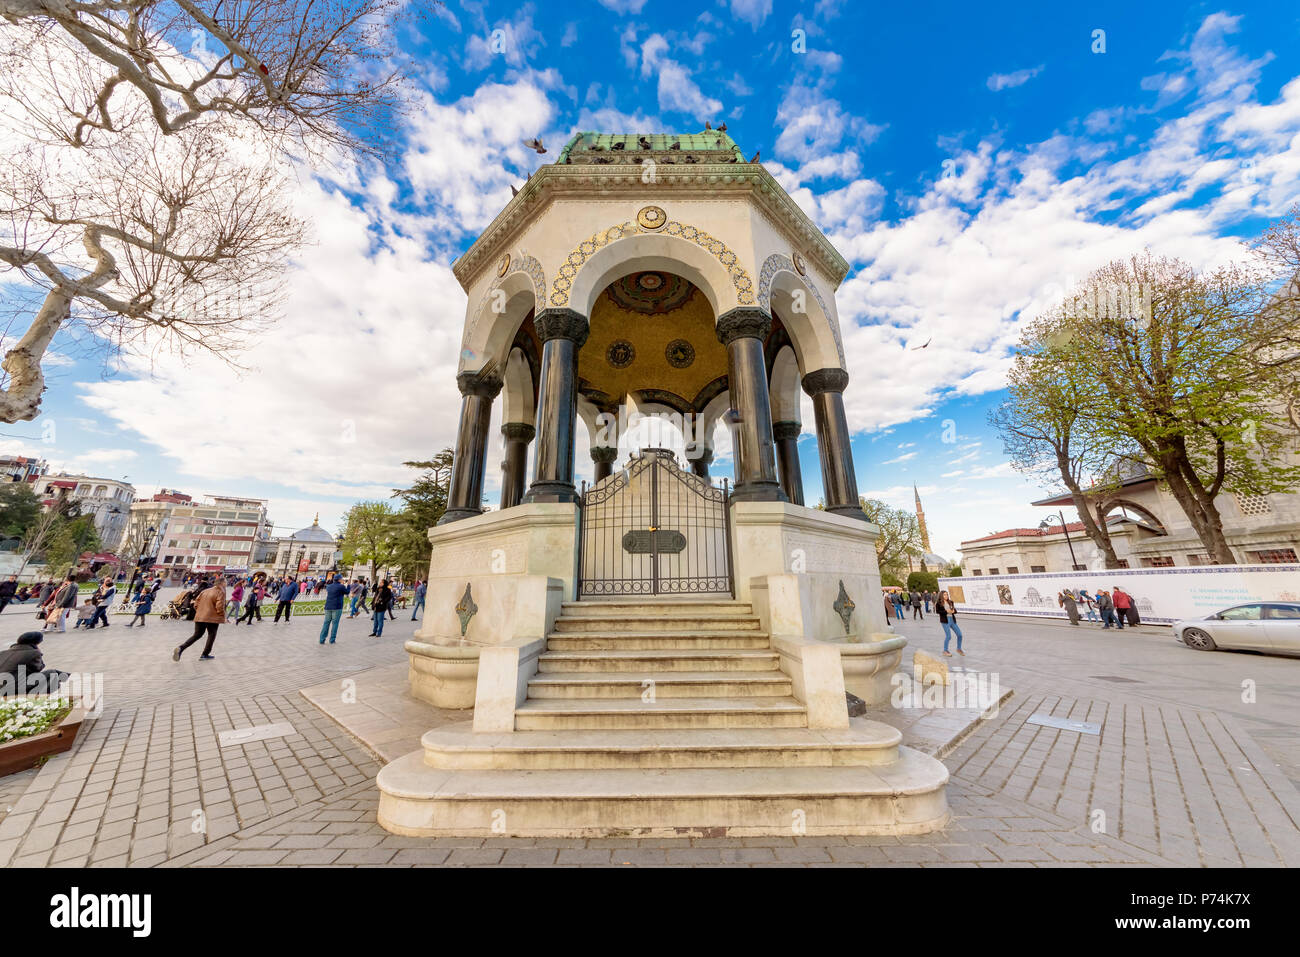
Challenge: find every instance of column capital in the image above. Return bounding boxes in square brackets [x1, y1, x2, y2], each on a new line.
[590, 446, 619, 465]
[772, 420, 802, 441]
[715, 307, 772, 345]
[801, 367, 849, 396]
[457, 370, 503, 398]
[501, 421, 536, 442]
[534, 308, 590, 347]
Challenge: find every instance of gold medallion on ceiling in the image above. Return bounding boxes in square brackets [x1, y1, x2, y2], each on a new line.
[637, 205, 668, 231]
[497, 253, 511, 277]
[792, 250, 807, 276]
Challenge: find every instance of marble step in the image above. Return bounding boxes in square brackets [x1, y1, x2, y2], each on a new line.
[377, 746, 951, 837]
[552, 614, 764, 634]
[537, 649, 781, 673]
[561, 600, 753, 617]
[514, 696, 808, 730]
[546, 631, 771, 651]
[527, 671, 794, 699]
[420, 720, 903, 770]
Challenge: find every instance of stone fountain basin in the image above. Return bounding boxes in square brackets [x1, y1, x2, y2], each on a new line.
[830, 633, 907, 705]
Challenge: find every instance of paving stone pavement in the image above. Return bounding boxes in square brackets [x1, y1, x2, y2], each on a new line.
[1, 603, 1298, 867]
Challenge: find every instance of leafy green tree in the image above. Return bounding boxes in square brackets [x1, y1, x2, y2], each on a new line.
[992, 323, 1125, 568]
[907, 571, 939, 593]
[859, 497, 921, 581]
[1039, 250, 1300, 563]
[338, 502, 401, 581]
[389, 449, 453, 578]
[43, 514, 100, 579]
[0, 482, 41, 538]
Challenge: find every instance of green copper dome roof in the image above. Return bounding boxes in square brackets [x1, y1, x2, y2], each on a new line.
[558, 130, 745, 164]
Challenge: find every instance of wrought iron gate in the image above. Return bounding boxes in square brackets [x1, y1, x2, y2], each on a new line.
[577, 449, 733, 598]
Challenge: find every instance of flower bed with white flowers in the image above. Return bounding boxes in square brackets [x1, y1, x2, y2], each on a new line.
[0, 696, 72, 744]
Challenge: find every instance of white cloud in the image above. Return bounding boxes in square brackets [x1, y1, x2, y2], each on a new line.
[826, 19, 1300, 437]
[640, 33, 723, 120]
[596, 0, 649, 12]
[880, 451, 918, 465]
[986, 65, 1044, 91]
[729, 0, 773, 29]
[403, 79, 558, 236]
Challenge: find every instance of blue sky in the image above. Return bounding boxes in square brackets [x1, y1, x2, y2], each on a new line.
[4, 0, 1300, 557]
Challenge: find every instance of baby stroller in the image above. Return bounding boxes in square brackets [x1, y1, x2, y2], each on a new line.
[160, 591, 196, 621]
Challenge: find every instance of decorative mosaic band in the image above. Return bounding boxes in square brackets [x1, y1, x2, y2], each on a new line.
[549, 219, 756, 309]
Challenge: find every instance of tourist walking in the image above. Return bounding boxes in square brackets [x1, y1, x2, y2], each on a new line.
[911, 591, 924, 620]
[923, 590, 933, 613]
[937, 590, 963, 656]
[1078, 589, 1099, 623]
[319, 573, 348, 645]
[73, 596, 97, 629]
[369, 580, 392, 637]
[49, 576, 78, 632]
[173, 579, 226, 661]
[126, 588, 153, 627]
[1111, 586, 1131, 630]
[238, 581, 264, 624]
[891, 592, 905, 620]
[1059, 589, 1080, 625]
[1114, 586, 1139, 627]
[348, 578, 364, 618]
[274, 577, 298, 622]
[226, 581, 244, 621]
[87, 578, 116, 628]
[410, 580, 426, 621]
[1097, 590, 1116, 628]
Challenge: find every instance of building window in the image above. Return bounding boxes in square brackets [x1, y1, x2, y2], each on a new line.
[1141, 556, 1175, 567]
[1072, 564, 1087, 571]
[1186, 553, 1214, 566]
[1005, 566, 1019, 574]
[1031, 565, 1045, 573]
[1234, 493, 1272, 517]
[988, 568, 999, 575]
[1116, 559, 1130, 568]
[972, 570, 982, 576]
[1249, 549, 1298, 564]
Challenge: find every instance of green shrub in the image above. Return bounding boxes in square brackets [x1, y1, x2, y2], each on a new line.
[906, 571, 939, 593]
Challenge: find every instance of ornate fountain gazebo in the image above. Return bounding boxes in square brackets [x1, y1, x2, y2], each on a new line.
[377, 131, 948, 838]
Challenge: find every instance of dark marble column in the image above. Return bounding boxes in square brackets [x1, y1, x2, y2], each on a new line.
[802, 368, 866, 520]
[499, 422, 535, 509]
[591, 446, 618, 483]
[690, 447, 714, 479]
[717, 308, 785, 503]
[772, 420, 805, 506]
[440, 370, 504, 524]
[523, 309, 589, 504]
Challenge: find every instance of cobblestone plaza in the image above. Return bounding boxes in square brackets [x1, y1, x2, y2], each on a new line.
[2, 598, 1296, 868]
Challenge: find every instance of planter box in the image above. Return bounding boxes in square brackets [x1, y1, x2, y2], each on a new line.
[0, 703, 87, 778]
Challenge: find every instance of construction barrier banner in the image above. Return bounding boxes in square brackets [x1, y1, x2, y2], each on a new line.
[939, 564, 1300, 624]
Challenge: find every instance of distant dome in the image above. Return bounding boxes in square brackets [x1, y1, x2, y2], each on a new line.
[292, 515, 334, 543]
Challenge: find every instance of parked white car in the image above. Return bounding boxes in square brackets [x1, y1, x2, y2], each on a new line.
[1173, 602, 1300, 655]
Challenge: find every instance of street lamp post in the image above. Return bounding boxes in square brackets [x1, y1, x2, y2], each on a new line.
[1040, 510, 1079, 569]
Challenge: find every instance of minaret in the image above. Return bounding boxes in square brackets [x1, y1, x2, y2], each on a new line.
[914, 484, 932, 553]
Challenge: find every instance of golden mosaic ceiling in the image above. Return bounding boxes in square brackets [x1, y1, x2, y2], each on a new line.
[579, 272, 728, 409]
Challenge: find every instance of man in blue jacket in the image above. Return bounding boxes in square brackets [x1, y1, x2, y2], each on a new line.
[274, 577, 299, 622]
[319, 572, 348, 645]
